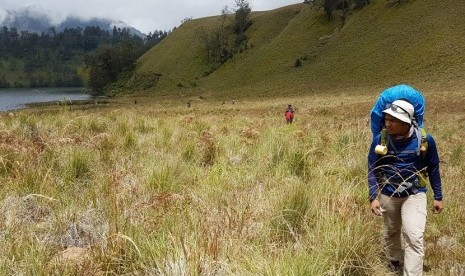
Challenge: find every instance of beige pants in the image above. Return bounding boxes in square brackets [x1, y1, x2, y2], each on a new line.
[380, 193, 427, 276]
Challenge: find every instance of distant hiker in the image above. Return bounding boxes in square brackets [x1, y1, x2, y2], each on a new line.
[368, 85, 443, 275]
[232, 99, 235, 105]
[285, 104, 294, 124]
[187, 100, 192, 108]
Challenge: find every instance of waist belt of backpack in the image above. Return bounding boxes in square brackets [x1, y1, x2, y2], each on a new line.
[380, 176, 421, 195]
[392, 179, 419, 194]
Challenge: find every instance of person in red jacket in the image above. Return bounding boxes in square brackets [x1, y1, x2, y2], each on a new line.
[285, 104, 294, 124]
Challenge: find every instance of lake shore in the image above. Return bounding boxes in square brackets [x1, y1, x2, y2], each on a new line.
[25, 99, 110, 108]
[0, 87, 106, 112]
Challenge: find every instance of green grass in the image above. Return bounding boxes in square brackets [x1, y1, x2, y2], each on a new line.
[130, 0, 465, 99]
[0, 85, 463, 274]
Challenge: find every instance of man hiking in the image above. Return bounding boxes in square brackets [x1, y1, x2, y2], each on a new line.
[285, 104, 294, 124]
[368, 89, 443, 275]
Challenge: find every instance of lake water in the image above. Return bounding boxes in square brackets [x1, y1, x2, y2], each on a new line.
[0, 88, 97, 112]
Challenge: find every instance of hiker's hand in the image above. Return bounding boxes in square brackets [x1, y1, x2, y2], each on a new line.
[433, 200, 443, 214]
[370, 199, 383, 216]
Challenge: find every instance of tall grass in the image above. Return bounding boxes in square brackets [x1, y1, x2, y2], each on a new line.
[0, 88, 464, 275]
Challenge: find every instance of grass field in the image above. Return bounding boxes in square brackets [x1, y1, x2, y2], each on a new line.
[0, 84, 464, 275]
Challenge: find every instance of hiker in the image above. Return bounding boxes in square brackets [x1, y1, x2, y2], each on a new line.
[368, 95, 443, 275]
[285, 104, 294, 124]
[187, 100, 192, 108]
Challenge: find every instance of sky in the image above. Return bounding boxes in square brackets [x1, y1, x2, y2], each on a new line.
[0, 0, 302, 34]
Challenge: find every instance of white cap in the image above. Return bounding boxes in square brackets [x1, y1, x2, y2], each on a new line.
[382, 100, 414, 124]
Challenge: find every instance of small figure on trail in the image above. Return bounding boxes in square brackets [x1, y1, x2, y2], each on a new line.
[368, 85, 444, 275]
[232, 99, 235, 105]
[187, 100, 192, 108]
[285, 104, 294, 124]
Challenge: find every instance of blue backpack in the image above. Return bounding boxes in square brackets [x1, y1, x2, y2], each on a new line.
[370, 84, 425, 136]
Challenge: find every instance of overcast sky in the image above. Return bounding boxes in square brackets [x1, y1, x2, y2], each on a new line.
[0, 0, 302, 34]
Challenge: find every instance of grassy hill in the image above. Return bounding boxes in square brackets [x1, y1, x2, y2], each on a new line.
[130, 0, 465, 98]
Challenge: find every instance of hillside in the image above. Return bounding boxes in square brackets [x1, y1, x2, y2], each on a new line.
[130, 0, 465, 98]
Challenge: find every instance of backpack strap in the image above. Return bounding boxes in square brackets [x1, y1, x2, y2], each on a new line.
[374, 128, 388, 155]
[420, 128, 428, 155]
[379, 128, 397, 155]
[417, 128, 429, 187]
[380, 128, 387, 146]
[414, 128, 422, 156]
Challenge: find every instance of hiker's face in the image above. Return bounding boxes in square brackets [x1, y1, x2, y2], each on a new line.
[384, 114, 411, 136]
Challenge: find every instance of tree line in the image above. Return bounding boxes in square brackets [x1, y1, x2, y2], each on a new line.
[304, 0, 370, 21]
[0, 25, 168, 94]
[195, 0, 252, 75]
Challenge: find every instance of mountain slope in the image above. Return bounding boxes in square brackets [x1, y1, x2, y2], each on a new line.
[131, 0, 465, 98]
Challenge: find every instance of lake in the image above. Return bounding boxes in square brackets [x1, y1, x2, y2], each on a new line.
[0, 88, 98, 112]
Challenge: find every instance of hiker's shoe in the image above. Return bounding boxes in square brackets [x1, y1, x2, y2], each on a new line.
[388, 260, 402, 272]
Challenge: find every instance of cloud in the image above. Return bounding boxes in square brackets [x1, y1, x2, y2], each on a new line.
[0, 9, 6, 23]
[1, 0, 302, 34]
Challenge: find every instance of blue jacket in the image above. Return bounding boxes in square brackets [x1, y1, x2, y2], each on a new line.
[368, 131, 443, 201]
